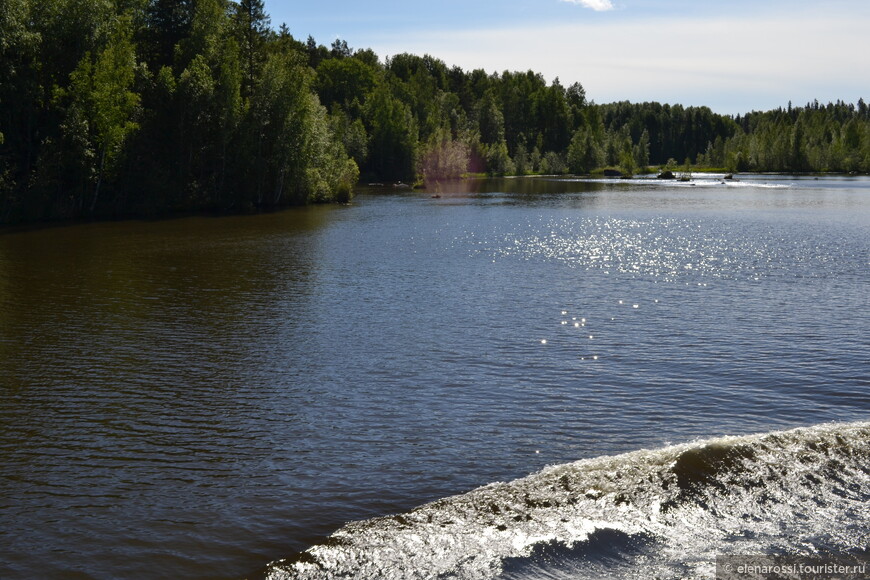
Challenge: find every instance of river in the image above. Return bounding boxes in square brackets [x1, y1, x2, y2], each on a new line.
[1, 175, 868, 579]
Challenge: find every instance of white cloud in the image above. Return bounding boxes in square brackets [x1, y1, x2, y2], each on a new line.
[366, 8, 869, 114]
[560, 0, 615, 10]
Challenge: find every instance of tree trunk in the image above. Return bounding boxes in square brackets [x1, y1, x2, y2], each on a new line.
[273, 168, 285, 205]
[90, 147, 107, 215]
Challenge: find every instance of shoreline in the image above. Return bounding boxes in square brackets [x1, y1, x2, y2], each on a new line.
[3, 171, 866, 233]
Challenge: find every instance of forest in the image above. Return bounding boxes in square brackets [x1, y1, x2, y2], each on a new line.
[2, 0, 870, 224]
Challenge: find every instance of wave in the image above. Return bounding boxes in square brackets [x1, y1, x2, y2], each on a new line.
[264, 421, 870, 579]
[562, 176, 791, 189]
[721, 180, 790, 189]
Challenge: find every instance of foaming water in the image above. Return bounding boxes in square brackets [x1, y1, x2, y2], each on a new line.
[0, 176, 868, 579]
[265, 422, 870, 579]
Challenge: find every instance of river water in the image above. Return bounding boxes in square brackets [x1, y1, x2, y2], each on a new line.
[0, 175, 868, 579]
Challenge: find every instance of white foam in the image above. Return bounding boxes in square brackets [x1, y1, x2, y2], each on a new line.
[265, 421, 870, 580]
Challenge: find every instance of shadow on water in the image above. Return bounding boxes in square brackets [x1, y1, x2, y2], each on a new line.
[499, 529, 657, 580]
[0, 206, 339, 391]
[0, 206, 342, 579]
[361, 176, 613, 207]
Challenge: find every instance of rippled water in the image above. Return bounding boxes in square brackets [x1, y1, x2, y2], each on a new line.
[0, 175, 868, 579]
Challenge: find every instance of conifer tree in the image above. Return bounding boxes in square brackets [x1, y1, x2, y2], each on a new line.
[232, 0, 271, 95]
[143, 0, 194, 69]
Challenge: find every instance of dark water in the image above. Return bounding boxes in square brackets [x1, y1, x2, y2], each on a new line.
[0, 175, 867, 579]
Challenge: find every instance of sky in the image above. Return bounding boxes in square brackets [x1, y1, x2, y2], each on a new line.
[266, 0, 869, 115]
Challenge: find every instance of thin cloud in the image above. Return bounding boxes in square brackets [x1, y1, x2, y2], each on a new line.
[560, 0, 615, 11]
[367, 8, 869, 115]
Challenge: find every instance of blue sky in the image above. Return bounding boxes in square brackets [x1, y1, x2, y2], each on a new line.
[267, 0, 869, 115]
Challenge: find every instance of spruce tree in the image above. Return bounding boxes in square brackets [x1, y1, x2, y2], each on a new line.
[233, 0, 271, 95]
[143, 0, 194, 69]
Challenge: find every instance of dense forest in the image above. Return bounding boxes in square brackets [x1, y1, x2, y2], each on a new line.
[2, 0, 869, 224]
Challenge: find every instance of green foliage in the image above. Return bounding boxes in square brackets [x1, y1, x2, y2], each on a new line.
[364, 84, 417, 182]
[232, 0, 271, 96]
[634, 129, 650, 169]
[512, 139, 529, 175]
[620, 149, 636, 177]
[142, 0, 194, 69]
[0, 0, 360, 222]
[541, 151, 566, 174]
[1, 1, 868, 224]
[567, 126, 603, 174]
[476, 89, 505, 146]
[679, 158, 692, 180]
[244, 52, 320, 204]
[0, 0, 41, 217]
[484, 140, 515, 176]
[719, 101, 870, 173]
[315, 57, 378, 113]
[329, 108, 368, 168]
[56, 14, 140, 213]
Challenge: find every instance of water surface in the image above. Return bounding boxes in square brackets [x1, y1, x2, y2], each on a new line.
[0, 175, 867, 578]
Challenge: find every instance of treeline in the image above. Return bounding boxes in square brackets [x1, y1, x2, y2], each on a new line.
[706, 100, 870, 173]
[2, 0, 869, 224]
[592, 99, 870, 174]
